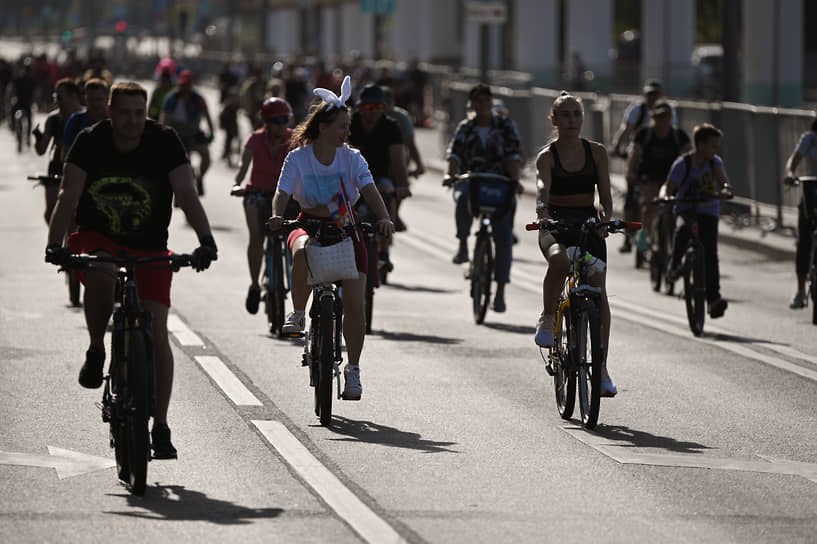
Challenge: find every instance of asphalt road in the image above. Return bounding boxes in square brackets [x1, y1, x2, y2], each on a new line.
[2, 81, 817, 544]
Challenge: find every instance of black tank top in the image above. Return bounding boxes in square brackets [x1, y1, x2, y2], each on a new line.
[550, 139, 597, 196]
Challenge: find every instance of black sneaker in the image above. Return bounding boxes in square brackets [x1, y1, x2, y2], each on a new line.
[245, 285, 261, 314]
[618, 237, 632, 254]
[394, 216, 407, 232]
[151, 423, 178, 460]
[78, 348, 105, 389]
[452, 246, 469, 264]
[709, 297, 728, 319]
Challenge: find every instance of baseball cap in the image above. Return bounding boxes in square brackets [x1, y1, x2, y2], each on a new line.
[643, 79, 662, 94]
[178, 70, 194, 84]
[357, 84, 385, 105]
[469, 83, 493, 100]
[651, 101, 672, 116]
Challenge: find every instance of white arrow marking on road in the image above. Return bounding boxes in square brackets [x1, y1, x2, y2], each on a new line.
[0, 446, 115, 479]
[562, 426, 817, 484]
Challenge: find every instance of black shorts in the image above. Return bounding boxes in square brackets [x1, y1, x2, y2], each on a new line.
[539, 205, 607, 262]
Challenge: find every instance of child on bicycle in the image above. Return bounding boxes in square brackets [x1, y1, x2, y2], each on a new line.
[533, 91, 617, 397]
[660, 123, 734, 318]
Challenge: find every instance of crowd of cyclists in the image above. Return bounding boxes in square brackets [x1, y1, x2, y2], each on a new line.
[9, 44, 814, 458]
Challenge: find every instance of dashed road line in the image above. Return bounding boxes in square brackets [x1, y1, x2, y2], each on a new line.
[194, 355, 263, 406]
[167, 313, 204, 346]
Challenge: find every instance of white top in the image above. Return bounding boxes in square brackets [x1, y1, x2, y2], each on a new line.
[278, 144, 374, 216]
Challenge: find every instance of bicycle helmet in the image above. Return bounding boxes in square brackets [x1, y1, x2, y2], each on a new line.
[261, 97, 292, 119]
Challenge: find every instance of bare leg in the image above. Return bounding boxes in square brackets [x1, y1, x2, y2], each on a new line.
[290, 235, 310, 311]
[144, 301, 172, 424]
[83, 257, 116, 352]
[244, 202, 265, 288]
[340, 275, 366, 366]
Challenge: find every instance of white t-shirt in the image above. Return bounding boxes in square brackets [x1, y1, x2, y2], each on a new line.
[278, 144, 374, 220]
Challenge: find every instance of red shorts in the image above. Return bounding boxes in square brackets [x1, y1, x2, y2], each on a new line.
[68, 231, 174, 307]
[287, 212, 369, 275]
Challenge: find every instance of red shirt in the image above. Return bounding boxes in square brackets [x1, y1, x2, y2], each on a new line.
[245, 128, 292, 191]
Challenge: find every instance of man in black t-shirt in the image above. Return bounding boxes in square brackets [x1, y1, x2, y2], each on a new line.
[45, 82, 218, 460]
[349, 84, 410, 271]
[625, 101, 691, 255]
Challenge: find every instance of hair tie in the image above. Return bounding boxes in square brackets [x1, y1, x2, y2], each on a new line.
[313, 75, 351, 111]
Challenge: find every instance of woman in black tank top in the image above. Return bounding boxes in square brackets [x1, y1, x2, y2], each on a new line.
[532, 91, 618, 397]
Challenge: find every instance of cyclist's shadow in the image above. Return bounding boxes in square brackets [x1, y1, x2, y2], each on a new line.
[593, 424, 713, 454]
[106, 484, 284, 524]
[325, 416, 460, 453]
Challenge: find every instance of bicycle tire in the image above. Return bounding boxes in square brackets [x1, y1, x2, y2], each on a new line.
[108, 332, 129, 483]
[317, 295, 334, 426]
[811, 278, 817, 325]
[125, 328, 151, 496]
[365, 236, 378, 334]
[267, 239, 286, 336]
[553, 305, 575, 419]
[650, 223, 667, 292]
[68, 272, 81, 307]
[684, 247, 706, 336]
[576, 310, 603, 429]
[471, 233, 493, 324]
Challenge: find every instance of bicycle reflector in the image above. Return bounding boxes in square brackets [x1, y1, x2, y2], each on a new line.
[525, 222, 540, 231]
[626, 221, 642, 231]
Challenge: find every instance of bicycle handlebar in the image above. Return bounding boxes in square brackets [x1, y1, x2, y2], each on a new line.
[651, 193, 734, 205]
[442, 172, 513, 187]
[27, 174, 62, 187]
[784, 176, 817, 186]
[230, 186, 276, 197]
[60, 252, 194, 272]
[279, 219, 375, 235]
[525, 218, 641, 233]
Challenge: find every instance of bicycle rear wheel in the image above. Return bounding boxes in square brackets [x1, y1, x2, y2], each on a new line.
[124, 328, 151, 496]
[576, 310, 603, 429]
[316, 295, 335, 426]
[683, 247, 706, 336]
[553, 305, 575, 420]
[266, 239, 286, 336]
[650, 221, 668, 292]
[471, 233, 493, 324]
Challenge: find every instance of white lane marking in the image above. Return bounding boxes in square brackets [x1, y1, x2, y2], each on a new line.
[194, 356, 263, 406]
[252, 420, 406, 544]
[0, 447, 115, 479]
[168, 313, 203, 346]
[563, 426, 817, 484]
[403, 230, 817, 384]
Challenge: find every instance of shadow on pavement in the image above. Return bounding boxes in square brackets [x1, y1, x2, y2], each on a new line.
[594, 425, 714, 454]
[372, 330, 462, 344]
[482, 322, 535, 335]
[326, 416, 460, 453]
[381, 281, 457, 294]
[106, 484, 284, 523]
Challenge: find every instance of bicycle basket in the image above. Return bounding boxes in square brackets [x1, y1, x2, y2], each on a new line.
[467, 174, 515, 218]
[304, 236, 359, 285]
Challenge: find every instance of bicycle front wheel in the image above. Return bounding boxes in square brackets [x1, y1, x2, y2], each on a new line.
[365, 235, 378, 334]
[553, 305, 575, 420]
[471, 233, 493, 324]
[683, 247, 706, 336]
[316, 295, 335, 426]
[576, 310, 603, 429]
[266, 240, 286, 336]
[124, 328, 151, 496]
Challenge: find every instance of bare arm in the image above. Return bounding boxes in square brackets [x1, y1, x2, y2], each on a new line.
[47, 162, 85, 246]
[389, 143, 411, 198]
[169, 163, 213, 242]
[535, 150, 553, 220]
[234, 147, 253, 185]
[715, 162, 733, 195]
[785, 150, 803, 179]
[360, 183, 395, 236]
[592, 143, 613, 221]
[406, 136, 425, 176]
[611, 122, 635, 155]
[625, 142, 642, 185]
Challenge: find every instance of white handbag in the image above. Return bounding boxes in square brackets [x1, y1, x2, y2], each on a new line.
[304, 236, 359, 285]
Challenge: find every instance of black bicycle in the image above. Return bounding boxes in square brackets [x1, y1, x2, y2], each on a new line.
[649, 197, 677, 295]
[281, 219, 374, 427]
[528, 217, 640, 429]
[354, 198, 391, 334]
[59, 252, 194, 495]
[657, 194, 732, 336]
[30, 174, 81, 306]
[785, 176, 817, 324]
[231, 186, 293, 336]
[445, 172, 516, 324]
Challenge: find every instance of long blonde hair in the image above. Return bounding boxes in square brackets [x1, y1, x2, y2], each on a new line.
[290, 101, 349, 149]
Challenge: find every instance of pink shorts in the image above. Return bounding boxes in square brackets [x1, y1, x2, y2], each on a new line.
[287, 212, 369, 275]
[68, 231, 173, 307]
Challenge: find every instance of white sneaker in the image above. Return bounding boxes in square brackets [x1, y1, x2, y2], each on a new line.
[535, 313, 556, 348]
[342, 364, 362, 400]
[282, 311, 305, 335]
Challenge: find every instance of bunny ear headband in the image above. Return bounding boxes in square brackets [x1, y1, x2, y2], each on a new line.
[313, 75, 351, 111]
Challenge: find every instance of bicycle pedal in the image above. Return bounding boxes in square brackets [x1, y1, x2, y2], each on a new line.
[283, 332, 305, 339]
[544, 362, 555, 376]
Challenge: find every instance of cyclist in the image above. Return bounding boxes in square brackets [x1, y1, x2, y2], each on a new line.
[348, 84, 410, 273]
[233, 97, 298, 315]
[9, 58, 36, 148]
[148, 67, 174, 121]
[267, 76, 395, 400]
[660, 123, 733, 318]
[63, 78, 109, 161]
[782, 117, 817, 309]
[445, 83, 522, 313]
[382, 85, 425, 231]
[533, 91, 617, 396]
[33, 78, 82, 223]
[625, 100, 690, 255]
[160, 70, 214, 196]
[610, 79, 676, 253]
[45, 82, 218, 459]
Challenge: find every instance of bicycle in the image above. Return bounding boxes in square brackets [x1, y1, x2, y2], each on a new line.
[784, 176, 817, 324]
[648, 197, 677, 295]
[11, 102, 31, 154]
[30, 174, 81, 307]
[354, 198, 392, 334]
[231, 186, 293, 336]
[445, 172, 516, 324]
[657, 193, 732, 336]
[527, 217, 640, 429]
[280, 219, 374, 426]
[59, 251, 194, 496]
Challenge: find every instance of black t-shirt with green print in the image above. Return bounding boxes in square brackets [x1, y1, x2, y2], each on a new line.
[67, 119, 189, 250]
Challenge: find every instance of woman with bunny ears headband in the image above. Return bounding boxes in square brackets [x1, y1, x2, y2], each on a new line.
[266, 76, 394, 401]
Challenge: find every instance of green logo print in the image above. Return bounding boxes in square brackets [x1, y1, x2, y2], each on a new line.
[88, 176, 152, 235]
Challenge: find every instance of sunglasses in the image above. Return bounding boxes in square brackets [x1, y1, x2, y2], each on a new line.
[264, 116, 290, 125]
[359, 103, 384, 112]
